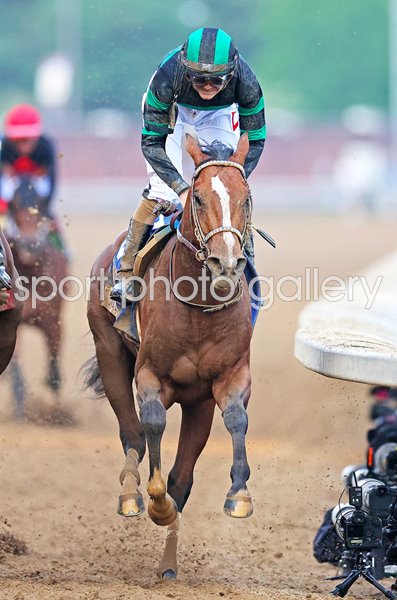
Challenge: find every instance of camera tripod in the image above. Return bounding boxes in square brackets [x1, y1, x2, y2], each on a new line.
[330, 553, 396, 599]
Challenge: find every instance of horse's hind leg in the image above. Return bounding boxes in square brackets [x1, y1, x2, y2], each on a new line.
[88, 303, 145, 517]
[9, 358, 26, 419]
[213, 357, 253, 518]
[157, 399, 215, 580]
[136, 366, 177, 526]
[39, 317, 62, 394]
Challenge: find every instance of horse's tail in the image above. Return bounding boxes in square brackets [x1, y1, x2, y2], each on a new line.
[81, 355, 106, 398]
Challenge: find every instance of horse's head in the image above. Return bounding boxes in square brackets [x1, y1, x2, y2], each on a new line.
[185, 133, 250, 290]
[8, 176, 50, 265]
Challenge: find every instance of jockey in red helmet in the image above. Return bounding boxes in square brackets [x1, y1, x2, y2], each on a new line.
[0, 104, 69, 258]
[0, 104, 56, 222]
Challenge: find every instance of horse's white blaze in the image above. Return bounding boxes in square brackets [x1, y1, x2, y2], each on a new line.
[211, 175, 235, 264]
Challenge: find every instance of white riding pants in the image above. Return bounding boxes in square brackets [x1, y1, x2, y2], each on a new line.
[144, 103, 240, 202]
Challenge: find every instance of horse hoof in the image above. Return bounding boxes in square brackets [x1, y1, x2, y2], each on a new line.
[160, 569, 177, 580]
[223, 490, 253, 519]
[117, 493, 145, 517]
[148, 494, 178, 526]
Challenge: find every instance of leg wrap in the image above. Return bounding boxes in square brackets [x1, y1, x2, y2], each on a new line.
[119, 448, 140, 485]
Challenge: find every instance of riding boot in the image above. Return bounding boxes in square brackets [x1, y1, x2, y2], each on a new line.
[110, 218, 153, 303]
[244, 229, 255, 266]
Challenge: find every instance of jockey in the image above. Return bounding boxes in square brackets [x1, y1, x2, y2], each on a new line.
[0, 104, 56, 223]
[112, 27, 266, 301]
[0, 104, 69, 257]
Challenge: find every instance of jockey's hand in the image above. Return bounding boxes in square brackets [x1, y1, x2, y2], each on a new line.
[32, 175, 51, 198]
[179, 189, 189, 208]
[162, 201, 178, 217]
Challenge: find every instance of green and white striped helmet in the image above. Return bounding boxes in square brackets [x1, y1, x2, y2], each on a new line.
[181, 27, 237, 78]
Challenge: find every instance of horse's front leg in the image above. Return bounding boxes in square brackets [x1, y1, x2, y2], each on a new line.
[156, 400, 215, 579]
[212, 355, 253, 518]
[39, 308, 62, 395]
[136, 366, 177, 526]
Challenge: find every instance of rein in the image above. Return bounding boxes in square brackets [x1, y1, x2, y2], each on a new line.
[171, 159, 250, 312]
[169, 239, 244, 313]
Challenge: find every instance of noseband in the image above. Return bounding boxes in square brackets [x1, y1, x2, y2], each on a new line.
[177, 159, 252, 263]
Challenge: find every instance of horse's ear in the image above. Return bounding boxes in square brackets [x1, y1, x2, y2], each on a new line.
[185, 133, 207, 165]
[231, 132, 249, 165]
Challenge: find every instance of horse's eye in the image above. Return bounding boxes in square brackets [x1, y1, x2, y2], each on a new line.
[194, 193, 202, 206]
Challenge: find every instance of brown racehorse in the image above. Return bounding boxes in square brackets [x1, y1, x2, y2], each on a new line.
[6, 177, 68, 412]
[0, 227, 22, 378]
[85, 134, 254, 579]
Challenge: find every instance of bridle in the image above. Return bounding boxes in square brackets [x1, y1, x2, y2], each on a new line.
[171, 158, 252, 312]
[177, 159, 252, 264]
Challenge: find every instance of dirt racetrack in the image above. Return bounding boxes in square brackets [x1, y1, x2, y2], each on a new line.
[1, 211, 397, 600]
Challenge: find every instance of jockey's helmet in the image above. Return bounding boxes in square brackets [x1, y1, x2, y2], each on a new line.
[181, 28, 237, 86]
[4, 104, 43, 140]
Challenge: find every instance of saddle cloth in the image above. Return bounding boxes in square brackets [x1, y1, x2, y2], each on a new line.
[101, 220, 263, 344]
[0, 289, 15, 312]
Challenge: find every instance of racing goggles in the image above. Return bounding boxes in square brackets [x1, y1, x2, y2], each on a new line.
[187, 72, 232, 87]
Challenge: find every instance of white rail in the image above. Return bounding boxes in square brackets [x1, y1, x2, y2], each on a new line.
[294, 251, 397, 385]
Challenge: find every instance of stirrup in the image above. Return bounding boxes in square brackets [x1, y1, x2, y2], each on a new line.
[110, 276, 141, 304]
[110, 280, 124, 302]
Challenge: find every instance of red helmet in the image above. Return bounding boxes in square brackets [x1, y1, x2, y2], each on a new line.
[4, 104, 43, 139]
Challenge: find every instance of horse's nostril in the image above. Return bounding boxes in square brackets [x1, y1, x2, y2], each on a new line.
[236, 257, 247, 275]
[207, 255, 246, 279]
[206, 256, 223, 276]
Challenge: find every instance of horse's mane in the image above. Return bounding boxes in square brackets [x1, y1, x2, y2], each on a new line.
[199, 140, 234, 161]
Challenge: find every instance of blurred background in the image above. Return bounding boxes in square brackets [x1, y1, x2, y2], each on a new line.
[0, 0, 396, 213]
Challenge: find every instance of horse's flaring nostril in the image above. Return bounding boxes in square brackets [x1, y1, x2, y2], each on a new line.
[235, 257, 247, 276]
[206, 256, 223, 277]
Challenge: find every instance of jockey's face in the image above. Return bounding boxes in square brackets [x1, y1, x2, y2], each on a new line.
[11, 138, 39, 155]
[192, 80, 224, 100]
[188, 73, 230, 100]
